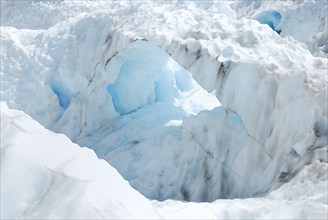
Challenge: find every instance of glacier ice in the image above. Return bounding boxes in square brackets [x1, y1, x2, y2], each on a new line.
[1, 0, 328, 219]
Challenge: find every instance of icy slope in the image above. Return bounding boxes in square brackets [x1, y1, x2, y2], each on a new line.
[1, 0, 327, 207]
[0, 103, 157, 219]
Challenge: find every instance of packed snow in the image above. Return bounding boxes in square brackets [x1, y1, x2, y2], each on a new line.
[1, 0, 327, 219]
[1, 103, 158, 219]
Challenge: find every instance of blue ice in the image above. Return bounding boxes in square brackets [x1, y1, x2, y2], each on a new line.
[51, 84, 71, 109]
[107, 59, 157, 115]
[255, 11, 282, 34]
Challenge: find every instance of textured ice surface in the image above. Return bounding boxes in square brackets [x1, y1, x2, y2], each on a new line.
[1, 0, 328, 219]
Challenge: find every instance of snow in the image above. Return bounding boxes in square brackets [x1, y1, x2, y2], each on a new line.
[1, 103, 157, 219]
[1, 0, 328, 219]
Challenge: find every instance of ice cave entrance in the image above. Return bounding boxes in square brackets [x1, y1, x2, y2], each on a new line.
[105, 40, 215, 115]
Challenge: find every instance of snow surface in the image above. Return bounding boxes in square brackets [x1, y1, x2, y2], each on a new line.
[1, 0, 328, 219]
[1, 103, 157, 219]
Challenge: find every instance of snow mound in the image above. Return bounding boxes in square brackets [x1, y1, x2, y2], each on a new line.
[0, 103, 157, 219]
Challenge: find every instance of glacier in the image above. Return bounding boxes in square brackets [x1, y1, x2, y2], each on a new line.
[1, 0, 327, 219]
